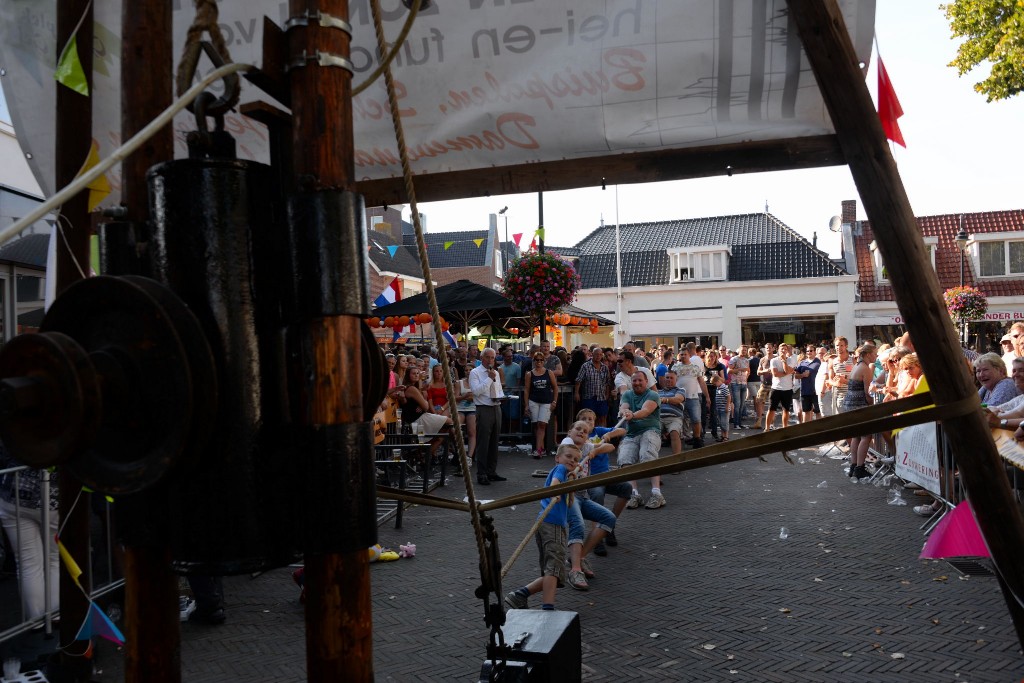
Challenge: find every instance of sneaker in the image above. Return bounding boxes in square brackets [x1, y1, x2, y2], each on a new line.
[189, 606, 226, 625]
[593, 541, 608, 557]
[179, 596, 196, 622]
[567, 569, 589, 591]
[913, 504, 936, 517]
[847, 462, 856, 477]
[504, 590, 528, 609]
[626, 492, 644, 509]
[580, 557, 595, 579]
[853, 465, 869, 479]
[605, 531, 618, 547]
[644, 492, 666, 509]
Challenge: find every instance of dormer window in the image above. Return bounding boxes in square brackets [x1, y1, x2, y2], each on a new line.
[668, 245, 730, 283]
[870, 237, 936, 284]
[967, 230, 1024, 278]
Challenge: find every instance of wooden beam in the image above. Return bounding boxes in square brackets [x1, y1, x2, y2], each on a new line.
[791, 0, 1024, 650]
[356, 134, 846, 206]
[54, 1, 94, 679]
[119, 3, 181, 682]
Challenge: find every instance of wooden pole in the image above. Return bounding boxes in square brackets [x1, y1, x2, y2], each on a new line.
[119, 3, 181, 681]
[287, 1, 373, 679]
[790, 0, 1024, 649]
[54, 2, 94, 679]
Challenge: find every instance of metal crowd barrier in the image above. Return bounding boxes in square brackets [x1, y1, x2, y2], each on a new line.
[0, 465, 124, 644]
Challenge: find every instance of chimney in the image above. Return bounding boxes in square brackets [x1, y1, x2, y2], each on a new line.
[841, 199, 857, 224]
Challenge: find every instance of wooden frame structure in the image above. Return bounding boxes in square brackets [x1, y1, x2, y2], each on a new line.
[46, 1, 1024, 681]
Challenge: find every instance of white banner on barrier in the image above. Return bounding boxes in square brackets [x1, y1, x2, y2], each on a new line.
[0, 0, 875, 205]
[894, 422, 940, 496]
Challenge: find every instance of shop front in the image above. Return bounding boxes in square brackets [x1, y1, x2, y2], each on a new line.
[740, 315, 836, 350]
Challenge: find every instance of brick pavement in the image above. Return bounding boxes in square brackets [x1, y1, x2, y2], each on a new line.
[77, 432, 1024, 681]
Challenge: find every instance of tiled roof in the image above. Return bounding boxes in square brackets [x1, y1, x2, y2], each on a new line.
[573, 213, 844, 288]
[574, 213, 807, 255]
[545, 245, 581, 257]
[855, 209, 1024, 302]
[367, 229, 423, 278]
[0, 233, 48, 268]
[404, 229, 491, 268]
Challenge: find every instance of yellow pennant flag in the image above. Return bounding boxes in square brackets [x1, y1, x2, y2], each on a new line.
[58, 539, 84, 588]
[536, 228, 545, 241]
[76, 141, 111, 211]
[444, 241, 454, 250]
[55, 34, 89, 96]
[473, 238, 484, 247]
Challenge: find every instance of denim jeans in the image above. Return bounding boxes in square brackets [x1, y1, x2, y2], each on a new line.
[567, 496, 618, 545]
[729, 382, 747, 426]
[588, 481, 632, 508]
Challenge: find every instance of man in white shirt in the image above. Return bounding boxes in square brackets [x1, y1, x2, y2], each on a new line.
[470, 348, 506, 486]
[614, 351, 656, 397]
[764, 343, 799, 432]
[671, 346, 710, 447]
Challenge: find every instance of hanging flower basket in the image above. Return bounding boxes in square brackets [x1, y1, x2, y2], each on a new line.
[502, 252, 580, 318]
[943, 286, 988, 324]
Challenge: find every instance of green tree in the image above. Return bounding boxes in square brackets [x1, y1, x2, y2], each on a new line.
[943, 0, 1024, 101]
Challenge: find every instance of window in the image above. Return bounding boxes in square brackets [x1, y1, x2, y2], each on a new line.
[668, 246, 730, 283]
[968, 231, 1024, 278]
[494, 249, 503, 278]
[870, 238, 936, 284]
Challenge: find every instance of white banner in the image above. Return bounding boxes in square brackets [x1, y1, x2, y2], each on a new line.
[894, 422, 940, 495]
[0, 0, 875, 206]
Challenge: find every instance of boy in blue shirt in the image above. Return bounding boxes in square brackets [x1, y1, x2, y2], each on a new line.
[504, 443, 581, 611]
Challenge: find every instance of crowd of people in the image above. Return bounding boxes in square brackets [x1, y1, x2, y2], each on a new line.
[376, 323, 1024, 611]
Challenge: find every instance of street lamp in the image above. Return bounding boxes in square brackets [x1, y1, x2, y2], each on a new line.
[497, 205, 509, 272]
[955, 215, 969, 344]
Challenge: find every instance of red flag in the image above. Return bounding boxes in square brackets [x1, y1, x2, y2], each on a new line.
[877, 58, 905, 147]
[512, 232, 523, 247]
[528, 236, 537, 252]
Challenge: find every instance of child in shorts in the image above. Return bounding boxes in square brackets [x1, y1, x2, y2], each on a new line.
[504, 443, 580, 611]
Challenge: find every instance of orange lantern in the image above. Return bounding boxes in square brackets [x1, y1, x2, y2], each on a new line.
[442, 321, 450, 331]
[398, 315, 410, 327]
[367, 316, 380, 328]
[573, 316, 582, 325]
[383, 316, 394, 328]
[416, 312, 431, 324]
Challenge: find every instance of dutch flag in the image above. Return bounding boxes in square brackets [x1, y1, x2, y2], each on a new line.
[374, 276, 402, 308]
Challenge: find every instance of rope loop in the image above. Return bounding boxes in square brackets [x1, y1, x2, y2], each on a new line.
[175, 0, 240, 118]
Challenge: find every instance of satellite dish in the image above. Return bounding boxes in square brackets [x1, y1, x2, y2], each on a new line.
[828, 215, 842, 232]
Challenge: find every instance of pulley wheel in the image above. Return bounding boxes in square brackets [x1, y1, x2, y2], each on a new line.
[41, 276, 196, 494]
[0, 331, 99, 468]
[122, 275, 218, 471]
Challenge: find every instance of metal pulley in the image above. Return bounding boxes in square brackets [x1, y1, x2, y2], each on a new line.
[0, 276, 216, 494]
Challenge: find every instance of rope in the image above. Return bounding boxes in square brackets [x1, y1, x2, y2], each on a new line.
[368, 0, 492, 578]
[352, 1, 420, 97]
[175, 0, 238, 110]
[501, 498, 557, 579]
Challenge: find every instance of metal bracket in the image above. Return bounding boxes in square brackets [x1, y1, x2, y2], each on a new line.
[284, 10, 353, 37]
[286, 49, 354, 75]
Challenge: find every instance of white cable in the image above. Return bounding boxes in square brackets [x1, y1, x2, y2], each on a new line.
[0, 61, 254, 249]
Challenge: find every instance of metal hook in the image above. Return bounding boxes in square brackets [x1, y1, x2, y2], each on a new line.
[181, 41, 240, 119]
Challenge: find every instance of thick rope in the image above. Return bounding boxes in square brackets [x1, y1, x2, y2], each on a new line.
[501, 498, 557, 579]
[352, 1, 420, 97]
[368, 0, 492, 577]
[175, 0, 239, 110]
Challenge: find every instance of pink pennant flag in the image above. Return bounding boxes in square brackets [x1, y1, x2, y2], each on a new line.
[512, 233, 523, 247]
[919, 500, 990, 559]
